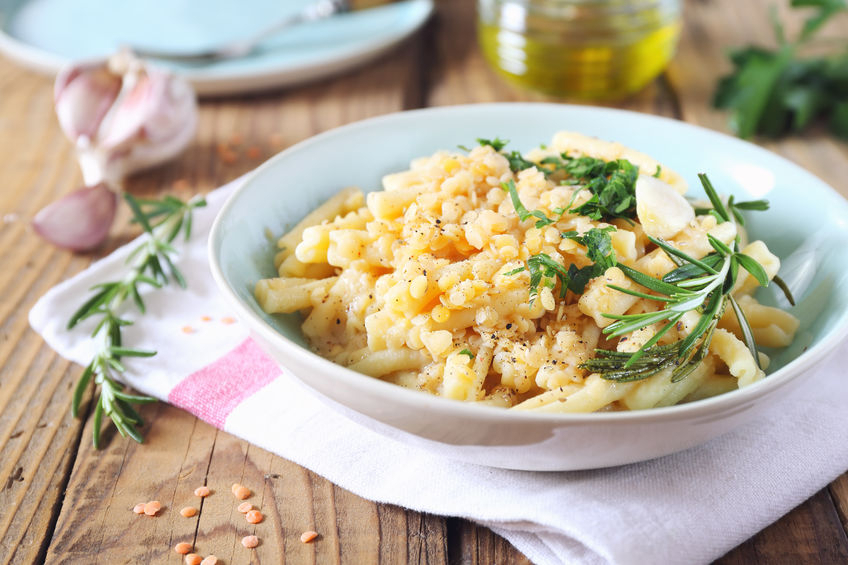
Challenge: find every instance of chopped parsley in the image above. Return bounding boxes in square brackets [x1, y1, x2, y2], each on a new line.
[476, 137, 509, 152]
[473, 138, 545, 174]
[502, 180, 562, 228]
[567, 158, 639, 222]
[519, 227, 619, 300]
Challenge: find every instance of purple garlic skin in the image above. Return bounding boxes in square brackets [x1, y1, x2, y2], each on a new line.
[32, 183, 117, 251]
[54, 51, 198, 186]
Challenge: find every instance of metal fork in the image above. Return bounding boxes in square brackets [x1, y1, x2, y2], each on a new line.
[130, 0, 360, 64]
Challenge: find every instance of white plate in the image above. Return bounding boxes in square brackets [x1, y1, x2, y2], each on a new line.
[210, 103, 848, 470]
[0, 0, 433, 96]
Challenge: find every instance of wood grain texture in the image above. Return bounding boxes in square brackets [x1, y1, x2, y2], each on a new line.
[1, 0, 847, 564]
[0, 59, 98, 565]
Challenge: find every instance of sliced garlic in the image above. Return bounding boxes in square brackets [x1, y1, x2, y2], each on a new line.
[635, 175, 695, 240]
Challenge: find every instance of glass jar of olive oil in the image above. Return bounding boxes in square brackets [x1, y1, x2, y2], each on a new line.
[477, 0, 681, 100]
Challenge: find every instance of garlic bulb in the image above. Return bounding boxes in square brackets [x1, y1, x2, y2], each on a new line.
[54, 51, 197, 186]
[36, 51, 198, 251]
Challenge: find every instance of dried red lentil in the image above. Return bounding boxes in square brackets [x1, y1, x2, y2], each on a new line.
[174, 542, 193, 555]
[194, 486, 211, 497]
[180, 506, 198, 517]
[245, 510, 263, 524]
[200, 556, 218, 565]
[237, 502, 253, 513]
[132, 503, 145, 514]
[184, 555, 202, 565]
[143, 501, 161, 516]
[241, 535, 259, 548]
[300, 530, 319, 543]
[234, 485, 251, 500]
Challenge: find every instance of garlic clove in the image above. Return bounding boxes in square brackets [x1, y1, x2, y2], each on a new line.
[635, 175, 695, 240]
[32, 183, 117, 251]
[98, 65, 198, 172]
[54, 63, 122, 142]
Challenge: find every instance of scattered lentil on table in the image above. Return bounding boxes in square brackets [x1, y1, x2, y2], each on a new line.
[143, 501, 161, 516]
[245, 510, 263, 524]
[241, 535, 260, 548]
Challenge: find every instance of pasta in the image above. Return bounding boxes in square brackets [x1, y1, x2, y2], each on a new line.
[255, 133, 798, 413]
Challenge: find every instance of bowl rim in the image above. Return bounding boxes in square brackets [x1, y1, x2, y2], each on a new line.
[209, 102, 848, 426]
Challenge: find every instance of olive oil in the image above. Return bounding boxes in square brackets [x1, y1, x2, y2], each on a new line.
[478, 0, 681, 100]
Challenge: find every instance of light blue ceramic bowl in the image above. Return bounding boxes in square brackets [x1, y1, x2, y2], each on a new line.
[210, 104, 848, 470]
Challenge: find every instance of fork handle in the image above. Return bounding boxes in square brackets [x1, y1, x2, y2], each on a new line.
[223, 0, 351, 58]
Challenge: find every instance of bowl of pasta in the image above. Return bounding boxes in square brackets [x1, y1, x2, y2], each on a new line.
[209, 103, 848, 470]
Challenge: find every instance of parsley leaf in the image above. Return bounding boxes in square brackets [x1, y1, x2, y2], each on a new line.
[564, 227, 618, 270]
[505, 151, 540, 173]
[502, 180, 560, 228]
[713, 0, 848, 139]
[477, 137, 509, 152]
[522, 227, 619, 300]
[568, 159, 640, 222]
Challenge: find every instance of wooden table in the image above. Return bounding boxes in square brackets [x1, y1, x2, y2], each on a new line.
[2, 0, 847, 563]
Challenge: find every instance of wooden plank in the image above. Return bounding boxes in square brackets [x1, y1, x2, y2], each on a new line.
[39, 28, 445, 565]
[830, 474, 848, 534]
[716, 489, 848, 564]
[448, 519, 532, 565]
[0, 57, 100, 565]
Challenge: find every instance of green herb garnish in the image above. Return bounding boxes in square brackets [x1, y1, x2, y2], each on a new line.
[567, 158, 639, 222]
[459, 349, 475, 359]
[68, 193, 206, 448]
[476, 137, 509, 152]
[503, 180, 562, 228]
[521, 227, 618, 300]
[475, 138, 546, 174]
[713, 0, 848, 139]
[581, 174, 786, 383]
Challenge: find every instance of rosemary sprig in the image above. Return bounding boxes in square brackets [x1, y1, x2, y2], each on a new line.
[68, 192, 206, 448]
[582, 174, 787, 383]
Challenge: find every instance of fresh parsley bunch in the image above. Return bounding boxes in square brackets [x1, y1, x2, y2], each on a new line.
[714, 0, 848, 139]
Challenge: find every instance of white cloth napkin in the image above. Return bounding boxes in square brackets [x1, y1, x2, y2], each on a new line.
[30, 179, 848, 565]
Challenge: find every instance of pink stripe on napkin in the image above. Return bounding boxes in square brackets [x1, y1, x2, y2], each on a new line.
[168, 338, 279, 428]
